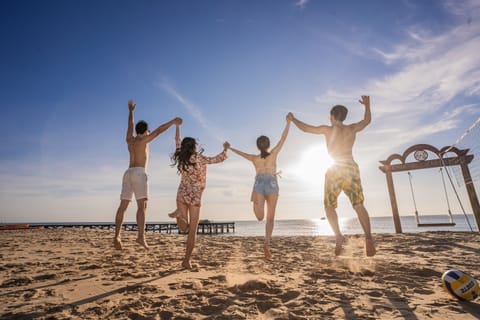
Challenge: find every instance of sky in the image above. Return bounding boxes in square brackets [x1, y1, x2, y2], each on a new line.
[1, 0, 480, 223]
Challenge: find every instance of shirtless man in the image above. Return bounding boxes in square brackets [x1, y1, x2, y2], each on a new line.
[288, 95, 376, 257]
[114, 100, 182, 250]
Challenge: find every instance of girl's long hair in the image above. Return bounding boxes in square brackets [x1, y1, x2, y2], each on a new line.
[171, 137, 203, 173]
[256, 135, 270, 159]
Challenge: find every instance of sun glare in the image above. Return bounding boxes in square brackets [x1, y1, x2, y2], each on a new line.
[289, 144, 334, 185]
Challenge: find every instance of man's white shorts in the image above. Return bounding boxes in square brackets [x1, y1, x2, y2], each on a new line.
[120, 167, 149, 200]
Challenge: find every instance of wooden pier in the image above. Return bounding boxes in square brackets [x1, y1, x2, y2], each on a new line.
[34, 221, 235, 235]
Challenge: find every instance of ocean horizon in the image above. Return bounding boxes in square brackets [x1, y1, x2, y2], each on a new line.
[19, 214, 479, 236]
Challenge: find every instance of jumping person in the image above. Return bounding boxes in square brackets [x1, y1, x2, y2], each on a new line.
[288, 96, 376, 257]
[113, 99, 182, 250]
[226, 116, 291, 259]
[169, 125, 229, 269]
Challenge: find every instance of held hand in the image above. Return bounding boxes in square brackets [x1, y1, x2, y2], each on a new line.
[173, 117, 183, 126]
[358, 95, 370, 107]
[128, 100, 136, 111]
[286, 112, 294, 121]
[223, 141, 231, 151]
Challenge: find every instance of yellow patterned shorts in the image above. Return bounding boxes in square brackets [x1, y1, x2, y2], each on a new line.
[324, 162, 364, 208]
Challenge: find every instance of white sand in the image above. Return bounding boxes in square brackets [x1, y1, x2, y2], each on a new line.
[1, 229, 479, 319]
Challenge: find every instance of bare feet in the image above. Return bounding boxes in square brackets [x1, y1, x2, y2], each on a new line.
[168, 209, 179, 218]
[182, 260, 192, 269]
[135, 237, 149, 250]
[176, 215, 189, 233]
[366, 237, 376, 257]
[263, 243, 272, 260]
[113, 238, 123, 250]
[335, 235, 346, 256]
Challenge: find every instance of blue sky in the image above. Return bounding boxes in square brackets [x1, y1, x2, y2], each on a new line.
[1, 0, 479, 223]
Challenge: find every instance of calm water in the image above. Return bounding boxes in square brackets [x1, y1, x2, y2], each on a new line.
[220, 214, 478, 237]
[26, 214, 478, 236]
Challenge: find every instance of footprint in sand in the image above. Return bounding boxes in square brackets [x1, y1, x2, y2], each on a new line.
[1, 276, 33, 287]
[22, 289, 39, 299]
[279, 290, 301, 303]
[33, 273, 58, 281]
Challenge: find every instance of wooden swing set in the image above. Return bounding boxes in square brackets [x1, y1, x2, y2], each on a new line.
[379, 144, 480, 233]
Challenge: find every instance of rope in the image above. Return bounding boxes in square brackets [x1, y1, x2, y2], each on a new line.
[439, 168, 454, 223]
[407, 172, 420, 224]
[439, 155, 474, 232]
[443, 116, 480, 154]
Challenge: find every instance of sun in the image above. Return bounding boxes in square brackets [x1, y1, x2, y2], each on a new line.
[288, 144, 334, 185]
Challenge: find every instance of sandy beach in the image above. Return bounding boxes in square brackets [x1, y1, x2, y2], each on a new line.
[0, 229, 479, 319]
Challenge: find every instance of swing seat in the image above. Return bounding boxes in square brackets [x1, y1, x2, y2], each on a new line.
[415, 210, 456, 227]
[417, 222, 456, 227]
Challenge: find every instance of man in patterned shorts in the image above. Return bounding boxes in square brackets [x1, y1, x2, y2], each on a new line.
[288, 96, 376, 257]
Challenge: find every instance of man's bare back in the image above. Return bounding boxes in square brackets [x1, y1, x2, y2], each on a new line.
[324, 124, 357, 163]
[125, 100, 182, 170]
[287, 96, 371, 163]
[128, 137, 150, 168]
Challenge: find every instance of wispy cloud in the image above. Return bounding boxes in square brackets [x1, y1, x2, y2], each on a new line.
[314, 1, 480, 154]
[158, 79, 226, 142]
[295, 0, 310, 9]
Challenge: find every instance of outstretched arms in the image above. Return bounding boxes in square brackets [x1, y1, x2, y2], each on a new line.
[227, 144, 256, 161]
[351, 95, 371, 132]
[175, 121, 182, 149]
[126, 100, 136, 143]
[288, 112, 329, 135]
[201, 141, 230, 165]
[145, 117, 183, 143]
[271, 115, 291, 154]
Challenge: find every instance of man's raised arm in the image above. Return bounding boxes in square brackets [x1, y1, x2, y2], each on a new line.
[288, 112, 329, 135]
[352, 95, 371, 132]
[145, 117, 182, 143]
[126, 100, 136, 142]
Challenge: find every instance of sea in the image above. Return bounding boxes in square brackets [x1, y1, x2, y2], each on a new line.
[27, 214, 478, 237]
[223, 214, 479, 237]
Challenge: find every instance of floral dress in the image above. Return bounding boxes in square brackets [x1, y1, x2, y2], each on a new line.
[176, 151, 227, 207]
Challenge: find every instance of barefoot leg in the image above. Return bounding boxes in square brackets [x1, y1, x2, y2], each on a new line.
[114, 200, 129, 250]
[353, 204, 376, 257]
[263, 194, 278, 260]
[335, 235, 346, 256]
[135, 237, 149, 250]
[176, 201, 189, 233]
[183, 205, 200, 268]
[168, 208, 179, 218]
[113, 237, 123, 250]
[325, 205, 346, 256]
[251, 192, 266, 221]
[263, 243, 272, 260]
[366, 237, 376, 257]
[135, 199, 149, 249]
[182, 259, 192, 269]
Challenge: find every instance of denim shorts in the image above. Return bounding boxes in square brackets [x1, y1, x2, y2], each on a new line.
[253, 174, 279, 196]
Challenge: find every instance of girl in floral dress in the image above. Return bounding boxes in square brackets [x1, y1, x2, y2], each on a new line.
[169, 124, 229, 268]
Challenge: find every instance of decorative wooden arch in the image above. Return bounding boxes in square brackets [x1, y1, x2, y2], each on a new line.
[379, 144, 480, 233]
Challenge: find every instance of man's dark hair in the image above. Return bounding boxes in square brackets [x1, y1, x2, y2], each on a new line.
[135, 120, 149, 135]
[330, 105, 348, 122]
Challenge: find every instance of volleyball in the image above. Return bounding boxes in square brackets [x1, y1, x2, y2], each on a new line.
[442, 269, 479, 301]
